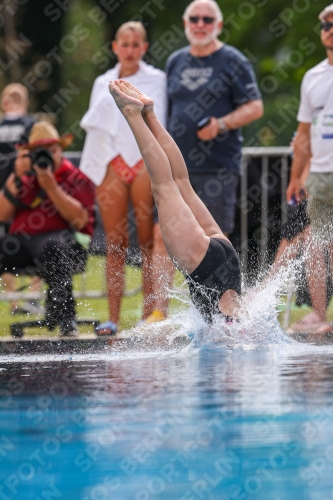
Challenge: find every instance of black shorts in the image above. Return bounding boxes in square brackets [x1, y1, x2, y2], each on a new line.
[189, 172, 239, 234]
[186, 238, 241, 322]
[0, 222, 10, 237]
[280, 200, 310, 241]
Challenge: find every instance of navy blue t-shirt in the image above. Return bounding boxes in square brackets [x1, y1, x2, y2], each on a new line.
[166, 44, 261, 174]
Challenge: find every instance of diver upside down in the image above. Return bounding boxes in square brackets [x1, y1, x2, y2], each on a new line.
[108, 80, 242, 323]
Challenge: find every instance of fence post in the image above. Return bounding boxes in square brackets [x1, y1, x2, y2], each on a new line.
[241, 155, 248, 279]
[281, 155, 288, 225]
[260, 155, 269, 270]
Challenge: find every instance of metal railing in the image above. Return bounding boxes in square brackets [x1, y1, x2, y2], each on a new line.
[240, 146, 292, 272]
[0, 147, 292, 303]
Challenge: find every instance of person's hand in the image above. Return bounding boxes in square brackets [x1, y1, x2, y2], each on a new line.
[286, 178, 306, 203]
[196, 117, 220, 141]
[5, 173, 18, 196]
[14, 149, 32, 177]
[33, 165, 57, 192]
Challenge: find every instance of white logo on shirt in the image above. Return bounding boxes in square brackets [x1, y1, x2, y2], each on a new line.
[0, 125, 25, 143]
[179, 67, 213, 91]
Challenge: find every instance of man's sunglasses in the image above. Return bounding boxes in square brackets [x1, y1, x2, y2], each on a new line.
[189, 16, 216, 24]
[321, 21, 333, 32]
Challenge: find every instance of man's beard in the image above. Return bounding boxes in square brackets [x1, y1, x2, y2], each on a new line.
[185, 24, 221, 46]
[322, 34, 333, 51]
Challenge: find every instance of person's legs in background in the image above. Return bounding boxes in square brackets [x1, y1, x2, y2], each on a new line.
[0, 232, 80, 335]
[271, 209, 323, 330]
[295, 172, 333, 334]
[130, 165, 155, 320]
[96, 163, 129, 332]
[2, 272, 19, 313]
[305, 232, 327, 322]
[0, 234, 34, 313]
[0, 221, 43, 315]
[144, 222, 175, 323]
[266, 227, 324, 331]
[31, 232, 87, 336]
[267, 200, 309, 289]
[23, 276, 43, 314]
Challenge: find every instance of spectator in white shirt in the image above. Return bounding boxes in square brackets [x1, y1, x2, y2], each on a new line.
[80, 22, 169, 335]
[287, 4, 333, 335]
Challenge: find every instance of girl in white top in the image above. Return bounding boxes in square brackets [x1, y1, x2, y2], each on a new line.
[80, 22, 167, 334]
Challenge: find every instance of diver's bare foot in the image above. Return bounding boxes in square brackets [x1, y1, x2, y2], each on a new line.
[108, 80, 143, 113]
[118, 80, 154, 112]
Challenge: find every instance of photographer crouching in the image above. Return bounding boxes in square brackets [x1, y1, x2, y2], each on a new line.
[0, 122, 95, 337]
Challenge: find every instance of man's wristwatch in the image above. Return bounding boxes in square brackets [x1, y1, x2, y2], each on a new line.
[217, 117, 228, 135]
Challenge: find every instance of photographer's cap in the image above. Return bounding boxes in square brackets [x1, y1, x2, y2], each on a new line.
[319, 4, 333, 20]
[17, 121, 73, 150]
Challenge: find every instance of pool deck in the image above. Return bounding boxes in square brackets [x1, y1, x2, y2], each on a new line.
[288, 331, 333, 345]
[0, 330, 332, 355]
[0, 334, 118, 355]
[0, 328, 193, 354]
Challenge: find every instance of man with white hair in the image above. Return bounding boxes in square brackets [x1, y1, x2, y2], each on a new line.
[165, 0, 263, 237]
[286, 4, 333, 335]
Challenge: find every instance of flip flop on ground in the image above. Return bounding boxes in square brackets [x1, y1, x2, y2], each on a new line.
[287, 313, 333, 335]
[96, 321, 117, 336]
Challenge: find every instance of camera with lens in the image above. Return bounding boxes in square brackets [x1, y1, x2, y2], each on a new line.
[28, 148, 54, 170]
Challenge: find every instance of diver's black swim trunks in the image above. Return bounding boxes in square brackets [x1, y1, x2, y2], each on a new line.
[185, 238, 241, 322]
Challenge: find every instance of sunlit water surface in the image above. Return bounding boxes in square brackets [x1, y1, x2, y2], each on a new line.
[1, 279, 333, 499]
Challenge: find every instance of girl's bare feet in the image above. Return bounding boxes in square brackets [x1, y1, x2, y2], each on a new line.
[108, 80, 143, 113]
[118, 80, 154, 112]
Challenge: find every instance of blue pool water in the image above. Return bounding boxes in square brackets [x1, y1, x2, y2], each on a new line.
[1, 324, 333, 500]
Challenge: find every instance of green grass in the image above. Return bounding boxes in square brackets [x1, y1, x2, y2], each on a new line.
[0, 256, 186, 337]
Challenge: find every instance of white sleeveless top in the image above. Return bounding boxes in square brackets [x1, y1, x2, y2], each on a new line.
[80, 61, 167, 185]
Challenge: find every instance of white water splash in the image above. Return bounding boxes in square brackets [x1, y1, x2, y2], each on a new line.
[0, 247, 322, 365]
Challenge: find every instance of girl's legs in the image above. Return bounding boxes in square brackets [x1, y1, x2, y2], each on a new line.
[119, 81, 227, 241]
[130, 167, 155, 319]
[109, 80, 243, 319]
[2, 273, 18, 312]
[151, 223, 175, 317]
[96, 164, 129, 326]
[109, 81, 210, 275]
